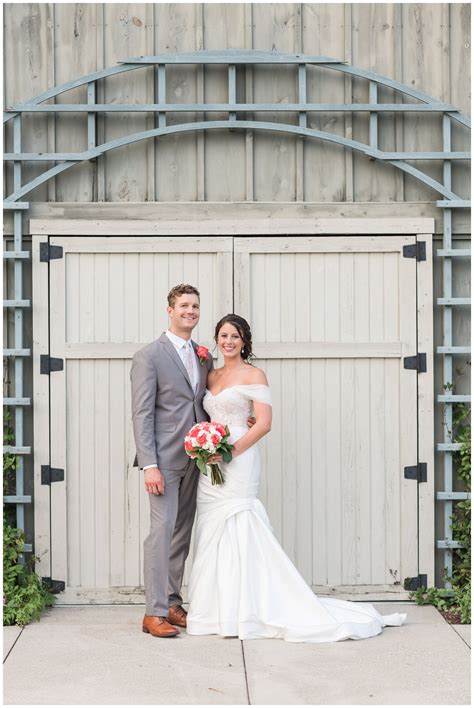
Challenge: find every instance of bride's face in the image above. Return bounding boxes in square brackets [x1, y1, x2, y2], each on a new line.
[217, 323, 244, 359]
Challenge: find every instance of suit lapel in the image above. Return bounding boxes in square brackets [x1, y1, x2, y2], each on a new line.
[192, 340, 208, 393]
[159, 332, 194, 393]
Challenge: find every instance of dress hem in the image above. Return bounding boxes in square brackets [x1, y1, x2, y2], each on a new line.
[186, 617, 404, 643]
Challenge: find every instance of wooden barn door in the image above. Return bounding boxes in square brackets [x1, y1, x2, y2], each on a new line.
[234, 236, 420, 598]
[36, 235, 232, 603]
[33, 229, 431, 602]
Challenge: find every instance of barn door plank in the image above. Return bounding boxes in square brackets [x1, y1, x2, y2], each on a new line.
[234, 234, 420, 598]
[46, 235, 232, 602]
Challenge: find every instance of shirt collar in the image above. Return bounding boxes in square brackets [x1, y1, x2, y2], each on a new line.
[166, 329, 193, 349]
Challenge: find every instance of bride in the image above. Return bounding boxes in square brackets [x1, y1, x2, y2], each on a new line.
[186, 314, 407, 642]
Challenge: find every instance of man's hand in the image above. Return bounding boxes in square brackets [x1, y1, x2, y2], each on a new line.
[247, 416, 256, 428]
[144, 467, 165, 495]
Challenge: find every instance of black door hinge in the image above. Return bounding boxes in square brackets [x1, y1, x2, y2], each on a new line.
[404, 462, 427, 483]
[41, 577, 65, 593]
[40, 355, 64, 374]
[403, 353, 427, 372]
[404, 574, 428, 591]
[403, 241, 426, 261]
[41, 465, 65, 485]
[39, 242, 63, 262]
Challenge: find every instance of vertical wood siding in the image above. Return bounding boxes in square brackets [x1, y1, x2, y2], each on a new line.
[4, 3, 53, 201]
[3, 3, 470, 203]
[51, 238, 233, 589]
[235, 236, 418, 589]
[54, 4, 98, 201]
[38, 233, 422, 595]
[4, 3, 470, 593]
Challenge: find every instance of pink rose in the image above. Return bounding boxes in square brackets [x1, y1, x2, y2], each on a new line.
[196, 344, 209, 365]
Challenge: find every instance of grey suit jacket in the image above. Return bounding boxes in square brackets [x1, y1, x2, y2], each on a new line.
[130, 332, 214, 470]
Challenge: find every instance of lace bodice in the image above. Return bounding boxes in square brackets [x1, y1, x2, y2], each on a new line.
[203, 384, 272, 428]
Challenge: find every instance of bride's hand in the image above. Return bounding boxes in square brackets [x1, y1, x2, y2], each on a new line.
[207, 453, 223, 464]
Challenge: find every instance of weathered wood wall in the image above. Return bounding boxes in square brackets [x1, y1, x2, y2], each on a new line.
[3, 3, 471, 588]
[3, 3, 471, 204]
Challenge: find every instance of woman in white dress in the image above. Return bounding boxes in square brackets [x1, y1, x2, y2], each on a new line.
[186, 314, 407, 642]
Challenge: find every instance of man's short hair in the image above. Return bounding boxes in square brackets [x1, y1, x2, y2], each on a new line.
[167, 284, 200, 308]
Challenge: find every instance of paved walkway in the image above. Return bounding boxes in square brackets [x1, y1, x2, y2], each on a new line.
[3, 603, 471, 705]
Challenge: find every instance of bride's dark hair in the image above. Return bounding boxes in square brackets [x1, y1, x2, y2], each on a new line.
[214, 314, 255, 363]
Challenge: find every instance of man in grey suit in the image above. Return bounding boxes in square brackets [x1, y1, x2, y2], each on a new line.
[130, 283, 213, 637]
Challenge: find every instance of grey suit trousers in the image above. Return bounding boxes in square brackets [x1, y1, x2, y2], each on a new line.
[131, 333, 212, 616]
[144, 457, 200, 616]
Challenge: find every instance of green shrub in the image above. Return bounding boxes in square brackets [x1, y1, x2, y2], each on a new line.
[410, 386, 471, 623]
[451, 402, 471, 589]
[409, 584, 454, 612]
[453, 580, 471, 625]
[3, 520, 55, 626]
[3, 412, 56, 626]
[448, 399, 471, 623]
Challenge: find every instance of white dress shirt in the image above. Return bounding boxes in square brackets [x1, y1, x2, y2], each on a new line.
[142, 329, 199, 471]
[164, 329, 200, 388]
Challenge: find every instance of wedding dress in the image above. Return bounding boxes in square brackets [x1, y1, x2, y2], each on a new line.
[186, 384, 407, 642]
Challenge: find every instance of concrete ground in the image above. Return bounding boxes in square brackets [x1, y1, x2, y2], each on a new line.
[3, 603, 471, 705]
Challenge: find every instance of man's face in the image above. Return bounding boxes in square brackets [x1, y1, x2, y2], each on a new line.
[167, 293, 200, 335]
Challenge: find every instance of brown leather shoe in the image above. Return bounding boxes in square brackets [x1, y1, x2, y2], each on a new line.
[167, 604, 188, 628]
[142, 614, 180, 637]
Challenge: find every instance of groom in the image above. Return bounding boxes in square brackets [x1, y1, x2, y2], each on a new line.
[130, 283, 212, 637]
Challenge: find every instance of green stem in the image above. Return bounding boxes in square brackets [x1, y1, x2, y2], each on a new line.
[209, 463, 224, 485]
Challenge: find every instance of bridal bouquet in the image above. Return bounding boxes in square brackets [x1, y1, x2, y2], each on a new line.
[184, 421, 234, 485]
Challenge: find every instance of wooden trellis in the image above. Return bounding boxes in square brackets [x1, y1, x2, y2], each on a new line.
[3, 50, 471, 587]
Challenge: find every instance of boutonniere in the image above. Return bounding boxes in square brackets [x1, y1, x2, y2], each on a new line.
[196, 344, 209, 365]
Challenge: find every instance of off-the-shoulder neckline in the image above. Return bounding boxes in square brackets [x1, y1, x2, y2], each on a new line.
[205, 383, 269, 397]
